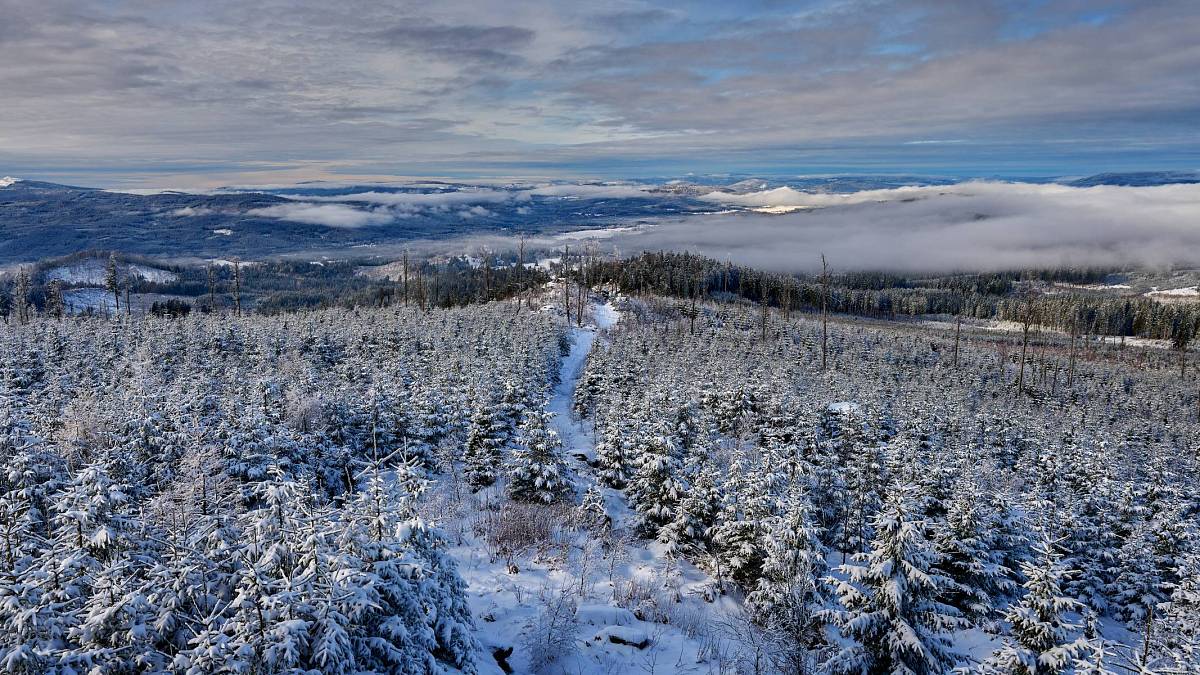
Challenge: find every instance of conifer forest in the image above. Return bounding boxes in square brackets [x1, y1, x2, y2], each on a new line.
[1, 254, 1197, 675]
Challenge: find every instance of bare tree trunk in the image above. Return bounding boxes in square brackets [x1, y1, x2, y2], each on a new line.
[577, 281, 584, 326]
[820, 254, 830, 371]
[1068, 314, 1078, 389]
[207, 264, 217, 311]
[515, 240, 525, 315]
[689, 279, 698, 336]
[760, 282, 769, 342]
[562, 246, 570, 320]
[483, 254, 492, 301]
[232, 259, 242, 317]
[953, 313, 962, 367]
[432, 266, 440, 309]
[1017, 298, 1032, 396]
[1140, 606, 1154, 671]
[402, 251, 409, 307]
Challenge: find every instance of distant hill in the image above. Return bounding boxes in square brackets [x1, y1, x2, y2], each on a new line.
[1066, 171, 1200, 187]
[0, 179, 303, 263]
[0, 178, 706, 263]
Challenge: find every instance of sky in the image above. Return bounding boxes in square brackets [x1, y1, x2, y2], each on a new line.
[1, 0, 1198, 188]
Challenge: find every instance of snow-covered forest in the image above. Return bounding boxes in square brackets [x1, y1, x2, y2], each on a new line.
[1, 278, 1197, 674]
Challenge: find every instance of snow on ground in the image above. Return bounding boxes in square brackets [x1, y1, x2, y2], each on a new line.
[827, 401, 861, 415]
[1053, 282, 1133, 291]
[61, 288, 197, 315]
[46, 259, 178, 284]
[750, 205, 811, 214]
[0, 176, 21, 188]
[551, 226, 638, 241]
[919, 315, 1173, 349]
[593, 300, 620, 329]
[1147, 285, 1199, 298]
[433, 295, 1145, 674]
[432, 298, 761, 674]
[1097, 335, 1173, 349]
[524, 256, 561, 271]
[63, 288, 116, 314]
[546, 325, 596, 461]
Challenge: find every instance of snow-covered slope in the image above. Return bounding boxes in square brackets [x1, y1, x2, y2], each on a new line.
[45, 259, 178, 284]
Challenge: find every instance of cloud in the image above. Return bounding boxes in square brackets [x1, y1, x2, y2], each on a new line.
[171, 206, 216, 216]
[3, 1, 1196, 186]
[457, 205, 494, 218]
[697, 185, 932, 209]
[293, 184, 654, 215]
[310, 189, 518, 209]
[526, 184, 654, 199]
[606, 182, 1200, 273]
[248, 203, 392, 228]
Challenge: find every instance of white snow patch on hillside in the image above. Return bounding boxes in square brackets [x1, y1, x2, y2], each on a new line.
[828, 401, 861, 414]
[1147, 285, 1198, 298]
[46, 260, 178, 284]
[63, 288, 116, 314]
[553, 226, 637, 241]
[1054, 282, 1132, 291]
[0, 176, 21, 187]
[593, 301, 620, 329]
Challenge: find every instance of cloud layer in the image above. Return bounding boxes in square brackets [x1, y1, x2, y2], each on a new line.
[608, 182, 1200, 273]
[248, 203, 392, 228]
[1, 1, 1197, 186]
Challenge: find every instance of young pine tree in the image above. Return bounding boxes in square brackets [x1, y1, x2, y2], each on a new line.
[463, 405, 506, 490]
[746, 484, 829, 661]
[823, 489, 966, 675]
[506, 411, 569, 504]
[979, 539, 1092, 675]
[627, 429, 683, 537]
[936, 489, 1018, 624]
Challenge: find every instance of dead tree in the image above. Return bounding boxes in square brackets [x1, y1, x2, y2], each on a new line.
[515, 238, 526, 315]
[950, 290, 964, 367]
[562, 245, 571, 321]
[105, 253, 121, 316]
[1016, 288, 1034, 396]
[820, 254, 830, 371]
[232, 259, 242, 317]
[207, 264, 217, 311]
[760, 278, 770, 342]
[1067, 311, 1079, 389]
[402, 250, 410, 307]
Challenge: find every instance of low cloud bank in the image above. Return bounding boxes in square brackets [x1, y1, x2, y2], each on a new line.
[611, 182, 1200, 273]
[309, 189, 518, 210]
[292, 183, 655, 215]
[249, 203, 392, 228]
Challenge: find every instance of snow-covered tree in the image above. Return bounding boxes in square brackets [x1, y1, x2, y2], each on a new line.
[506, 410, 569, 504]
[979, 539, 1092, 675]
[823, 490, 965, 675]
[463, 404, 506, 490]
[626, 428, 683, 536]
[746, 484, 829, 658]
[936, 488, 1018, 623]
